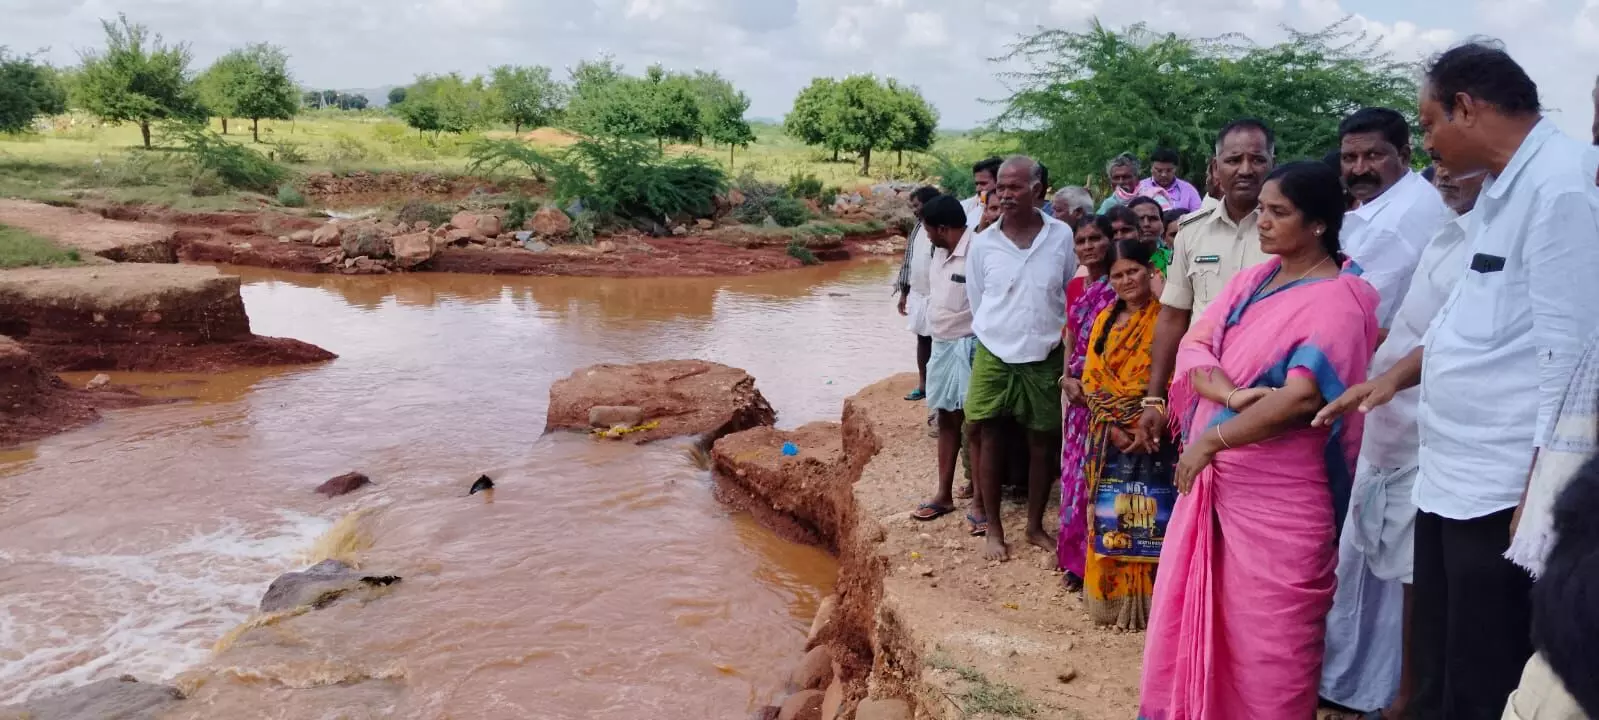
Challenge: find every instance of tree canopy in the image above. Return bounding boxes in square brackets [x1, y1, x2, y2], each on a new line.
[704, 87, 755, 166]
[991, 18, 1421, 189]
[0, 50, 68, 134]
[196, 43, 297, 141]
[783, 74, 937, 174]
[395, 73, 492, 137]
[562, 59, 748, 150]
[73, 14, 203, 148]
[387, 86, 406, 106]
[489, 64, 564, 134]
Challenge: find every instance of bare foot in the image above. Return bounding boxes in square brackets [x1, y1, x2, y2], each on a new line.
[1026, 529, 1055, 553]
[983, 534, 1010, 562]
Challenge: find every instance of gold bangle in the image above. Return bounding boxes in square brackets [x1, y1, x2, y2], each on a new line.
[1216, 425, 1233, 450]
[1224, 388, 1241, 410]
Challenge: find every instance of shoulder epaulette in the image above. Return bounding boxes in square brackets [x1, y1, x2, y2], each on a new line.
[1178, 207, 1215, 227]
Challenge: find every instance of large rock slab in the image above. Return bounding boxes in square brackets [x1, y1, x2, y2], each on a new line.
[0, 265, 335, 372]
[545, 360, 776, 444]
[0, 675, 183, 720]
[259, 559, 400, 612]
[0, 199, 177, 263]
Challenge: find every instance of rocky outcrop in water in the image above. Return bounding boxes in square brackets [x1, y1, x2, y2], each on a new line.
[259, 560, 400, 613]
[545, 360, 776, 445]
[315, 472, 371, 497]
[0, 675, 183, 720]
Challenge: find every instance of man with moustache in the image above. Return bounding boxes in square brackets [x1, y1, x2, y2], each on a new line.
[964, 155, 1077, 562]
[963, 157, 1003, 230]
[1316, 42, 1599, 718]
[1137, 119, 1276, 443]
[1335, 108, 1452, 336]
[1319, 162, 1484, 720]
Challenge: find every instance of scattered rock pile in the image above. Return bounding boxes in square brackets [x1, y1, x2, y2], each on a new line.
[289, 206, 591, 274]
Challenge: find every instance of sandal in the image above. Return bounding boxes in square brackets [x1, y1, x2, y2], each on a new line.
[911, 502, 955, 521]
[966, 512, 988, 537]
[904, 388, 926, 401]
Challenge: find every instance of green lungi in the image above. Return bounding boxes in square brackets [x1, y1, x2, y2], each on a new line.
[964, 341, 1065, 433]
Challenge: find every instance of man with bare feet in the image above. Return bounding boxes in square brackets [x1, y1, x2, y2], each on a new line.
[964, 155, 1077, 561]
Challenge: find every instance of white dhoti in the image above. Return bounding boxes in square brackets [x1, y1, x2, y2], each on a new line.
[905, 290, 933, 337]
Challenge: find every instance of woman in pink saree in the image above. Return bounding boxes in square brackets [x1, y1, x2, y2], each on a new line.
[1138, 162, 1379, 720]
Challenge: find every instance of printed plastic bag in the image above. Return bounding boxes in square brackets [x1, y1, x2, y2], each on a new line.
[1091, 444, 1177, 561]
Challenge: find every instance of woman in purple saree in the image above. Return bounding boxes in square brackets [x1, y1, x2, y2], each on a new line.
[1139, 162, 1380, 720]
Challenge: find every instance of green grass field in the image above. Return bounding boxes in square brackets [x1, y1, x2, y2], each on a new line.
[0, 112, 1002, 211]
[0, 224, 81, 268]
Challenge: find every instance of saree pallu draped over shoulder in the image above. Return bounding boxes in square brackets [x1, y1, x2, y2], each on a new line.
[1138, 259, 1379, 720]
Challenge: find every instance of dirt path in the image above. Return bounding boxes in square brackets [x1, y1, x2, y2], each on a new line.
[0, 199, 176, 263]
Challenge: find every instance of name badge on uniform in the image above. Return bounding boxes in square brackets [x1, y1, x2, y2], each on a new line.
[1195, 255, 1221, 264]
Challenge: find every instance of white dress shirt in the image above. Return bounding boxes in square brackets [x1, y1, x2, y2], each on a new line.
[1342, 171, 1452, 328]
[965, 211, 1078, 364]
[907, 225, 933, 297]
[961, 195, 983, 231]
[1361, 211, 1470, 469]
[1414, 119, 1599, 520]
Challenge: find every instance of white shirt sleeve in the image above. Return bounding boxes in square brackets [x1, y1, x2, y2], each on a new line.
[1528, 190, 1599, 447]
[966, 239, 985, 318]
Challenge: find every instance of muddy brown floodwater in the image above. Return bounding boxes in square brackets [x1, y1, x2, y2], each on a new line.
[0, 260, 909, 719]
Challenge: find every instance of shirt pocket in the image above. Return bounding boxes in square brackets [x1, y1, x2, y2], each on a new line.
[1186, 263, 1222, 307]
[1451, 267, 1528, 343]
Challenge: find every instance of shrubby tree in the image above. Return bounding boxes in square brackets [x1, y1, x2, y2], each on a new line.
[642, 65, 701, 148]
[73, 15, 203, 148]
[396, 73, 491, 138]
[490, 64, 565, 133]
[992, 17, 1420, 187]
[785, 77, 841, 161]
[704, 87, 755, 166]
[387, 86, 406, 106]
[886, 79, 938, 166]
[196, 43, 297, 142]
[0, 50, 68, 134]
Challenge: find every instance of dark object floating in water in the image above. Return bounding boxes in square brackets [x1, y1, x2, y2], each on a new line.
[361, 575, 401, 587]
[469, 475, 495, 495]
[315, 471, 371, 497]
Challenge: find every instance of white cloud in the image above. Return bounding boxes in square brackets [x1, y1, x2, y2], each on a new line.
[3, 0, 1594, 138]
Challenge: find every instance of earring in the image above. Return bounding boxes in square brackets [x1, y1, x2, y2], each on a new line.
[1314, 228, 1324, 236]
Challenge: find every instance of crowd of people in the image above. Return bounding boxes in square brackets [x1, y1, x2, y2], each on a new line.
[890, 41, 1599, 720]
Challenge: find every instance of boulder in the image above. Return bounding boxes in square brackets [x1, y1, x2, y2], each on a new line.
[339, 225, 390, 259]
[85, 373, 111, 390]
[391, 232, 438, 269]
[588, 405, 644, 429]
[0, 676, 182, 720]
[752, 707, 781, 720]
[777, 690, 824, 720]
[854, 698, 913, 720]
[259, 559, 400, 613]
[450, 212, 501, 237]
[696, 219, 715, 230]
[314, 472, 370, 497]
[806, 595, 839, 648]
[525, 240, 552, 253]
[671, 225, 688, 236]
[310, 222, 343, 247]
[546, 360, 776, 445]
[413, 221, 432, 231]
[789, 646, 832, 691]
[728, 189, 746, 207]
[820, 679, 844, 720]
[289, 229, 313, 243]
[444, 228, 477, 246]
[595, 240, 617, 254]
[529, 208, 572, 238]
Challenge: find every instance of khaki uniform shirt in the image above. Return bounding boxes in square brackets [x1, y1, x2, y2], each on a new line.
[1159, 202, 1270, 324]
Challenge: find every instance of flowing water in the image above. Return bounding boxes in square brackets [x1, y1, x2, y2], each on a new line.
[0, 260, 906, 719]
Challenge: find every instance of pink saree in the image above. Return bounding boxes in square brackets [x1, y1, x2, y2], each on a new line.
[1138, 259, 1378, 720]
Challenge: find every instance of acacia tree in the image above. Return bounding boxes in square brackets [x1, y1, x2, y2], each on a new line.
[73, 15, 202, 148]
[396, 73, 491, 138]
[785, 77, 842, 161]
[705, 88, 755, 166]
[642, 66, 702, 148]
[489, 64, 565, 133]
[0, 50, 68, 134]
[204, 43, 297, 142]
[992, 18, 1420, 188]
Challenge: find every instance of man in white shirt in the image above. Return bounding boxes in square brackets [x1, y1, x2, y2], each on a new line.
[1319, 162, 1484, 718]
[960, 157, 1002, 231]
[909, 195, 977, 523]
[1336, 107, 1453, 332]
[964, 155, 1077, 562]
[1315, 42, 1599, 719]
[895, 186, 944, 402]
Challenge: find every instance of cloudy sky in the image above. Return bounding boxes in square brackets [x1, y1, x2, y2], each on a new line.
[7, 0, 1597, 140]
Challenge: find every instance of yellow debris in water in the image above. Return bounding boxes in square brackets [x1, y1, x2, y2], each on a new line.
[1002, 602, 1020, 610]
[590, 420, 662, 439]
[909, 551, 922, 560]
[713, 663, 737, 675]
[211, 606, 311, 654]
[299, 509, 373, 568]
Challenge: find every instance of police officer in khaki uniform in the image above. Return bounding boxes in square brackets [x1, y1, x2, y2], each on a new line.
[1137, 118, 1276, 440]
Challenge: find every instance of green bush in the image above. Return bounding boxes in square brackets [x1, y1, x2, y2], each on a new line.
[270, 141, 308, 164]
[502, 196, 537, 230]
[570, 210, 597, 245]
[933, 153, 977, 198]
[468, 135, 727, 225]
[821, 185, 841, 208]
[163, 124, 287, 192]
[767, 196, 811, 227]
[276, 185, 306, 207]
[785, 172, 825, 200]
[786, 239, 819, 265]
[189, 168, 227, 197]
[396, 199, 454, 227]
